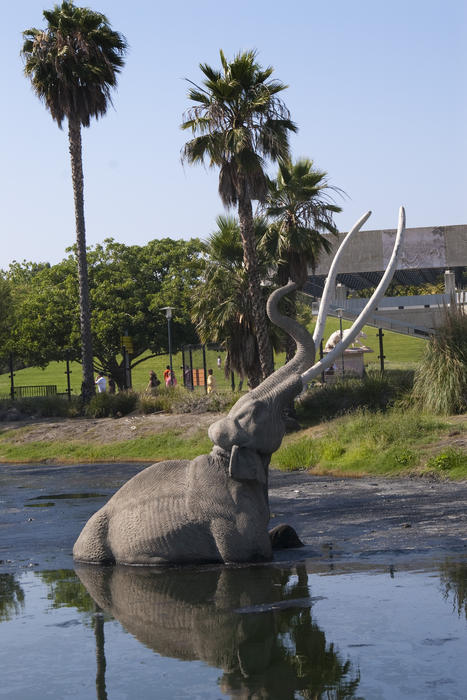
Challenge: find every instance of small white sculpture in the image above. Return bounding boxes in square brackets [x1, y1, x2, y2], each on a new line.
[324, 329, 367, 352]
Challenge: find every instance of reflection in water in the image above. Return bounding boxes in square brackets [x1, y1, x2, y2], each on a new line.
[76, 563, 361, 699]
[94, 605, 108, 700]
[439, 560, 467, 619]
[35, 570, 109, 700]
[37, 569, 96, 613]
[0, 574, 25, 622]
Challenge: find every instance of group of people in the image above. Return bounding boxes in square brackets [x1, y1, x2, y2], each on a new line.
[147, 365, 217, 394]
[94, 361, 220, 396]
[146, 366, 176, 394]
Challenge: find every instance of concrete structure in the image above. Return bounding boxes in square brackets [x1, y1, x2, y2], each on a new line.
[312, 224, 467, 279]
[306, 224, 467, 336]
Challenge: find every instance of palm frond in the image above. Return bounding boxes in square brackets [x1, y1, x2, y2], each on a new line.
[22, 1, 127, 128]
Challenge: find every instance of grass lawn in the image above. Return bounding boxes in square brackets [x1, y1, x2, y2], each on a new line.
[0, 320, 425, 396]
[272, 409, 467, 479]
[0, 427, 212, 464]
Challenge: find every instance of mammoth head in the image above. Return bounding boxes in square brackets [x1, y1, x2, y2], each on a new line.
[209, 280, 313, 481]
[209, 372, 303, 483]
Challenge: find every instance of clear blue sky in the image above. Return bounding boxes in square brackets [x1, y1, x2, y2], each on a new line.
[1, 0, 466, 270]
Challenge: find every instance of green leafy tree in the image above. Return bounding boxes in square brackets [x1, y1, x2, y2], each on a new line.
[87, 238, 203, 386]
[8, 238, 204, 388]
[192, 216, 279, 388]
[261, 158, 342, 359]
[8, 257, 78, 368]
[21, 1, 127, 401]
[0, 276, 13, 360]
[182, 50, 297, 380]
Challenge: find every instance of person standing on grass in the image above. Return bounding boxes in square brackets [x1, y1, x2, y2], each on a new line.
[207, 368, 216, 394]
[95, 372, 107, 393]
[146, 370, 160, 394]
[217, 355, 222, 369]
[164, 366, 177, 387]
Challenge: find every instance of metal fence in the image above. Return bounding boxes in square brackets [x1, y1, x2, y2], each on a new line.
[181, 344, 239, 393]
[0, 384, 58, 401]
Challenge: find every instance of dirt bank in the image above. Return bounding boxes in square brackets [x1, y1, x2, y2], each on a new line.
[0, 412, 224, 445]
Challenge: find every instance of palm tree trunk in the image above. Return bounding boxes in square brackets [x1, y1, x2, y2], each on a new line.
[68, 116, 95, 402]
[237, 194, 274, 379]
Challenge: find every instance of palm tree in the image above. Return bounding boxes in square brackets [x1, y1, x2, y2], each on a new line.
[21, 1, 127, 401]
[261, 158, 343, 359]
[192, 215, 277, 388]
[182, 50, 297, 380]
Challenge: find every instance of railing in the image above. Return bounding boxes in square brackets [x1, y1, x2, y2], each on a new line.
[0, 384, 58, 400]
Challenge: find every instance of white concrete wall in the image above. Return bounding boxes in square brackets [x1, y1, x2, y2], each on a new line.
[312, 224, 467, 275]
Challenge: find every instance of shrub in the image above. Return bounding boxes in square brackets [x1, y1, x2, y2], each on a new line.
[297, 369, 414, 424]
[137, 392, 173, 414]
[412, 303, 467, 414]
[135, 387, 240, 415]
[393, 448, 417, 466]
[427, 448, 467, 472]
[85, 391, 138, 418]
[0, 395, 80, 419]
[170, 389, 239, 414]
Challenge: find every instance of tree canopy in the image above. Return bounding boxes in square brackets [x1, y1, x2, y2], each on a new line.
[262, 158, 343, 286]
[7, 238, 204, 388]
[0, 276, 13, 360]
[22, 1, 127, 129]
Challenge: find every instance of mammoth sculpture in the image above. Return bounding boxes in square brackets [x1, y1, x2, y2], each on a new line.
[73, 207, 406, 566]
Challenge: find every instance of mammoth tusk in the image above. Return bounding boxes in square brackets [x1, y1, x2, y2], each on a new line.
[313, 209, 372, 350]
[302, 206, 406, 385]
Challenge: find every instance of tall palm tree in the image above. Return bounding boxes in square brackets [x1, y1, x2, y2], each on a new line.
[21, 1, 127, 401]
[192, 215, 277, 388]
[182, 50, 297, 380]
[261, 158, 343, 359]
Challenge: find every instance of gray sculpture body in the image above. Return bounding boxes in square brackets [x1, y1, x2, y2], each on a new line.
[73, 208, 406, 566]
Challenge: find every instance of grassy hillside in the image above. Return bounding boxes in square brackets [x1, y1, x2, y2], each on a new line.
[0, 407, 465, 479]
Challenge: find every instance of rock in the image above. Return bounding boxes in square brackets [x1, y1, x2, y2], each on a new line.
[269, 523, 304, 549]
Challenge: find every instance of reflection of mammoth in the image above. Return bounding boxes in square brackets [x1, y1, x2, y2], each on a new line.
[76, 564, 360, 698]
[75, 564, 304, 671]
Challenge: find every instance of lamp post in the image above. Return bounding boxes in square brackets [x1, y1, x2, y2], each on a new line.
[161, 307, 174, 383]
[336, 308, 345, 376]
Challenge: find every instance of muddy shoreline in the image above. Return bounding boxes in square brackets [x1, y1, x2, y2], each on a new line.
[2, 462, 467, 574]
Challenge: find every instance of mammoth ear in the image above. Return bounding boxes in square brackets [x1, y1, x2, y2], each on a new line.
[229, 445, 266, 483]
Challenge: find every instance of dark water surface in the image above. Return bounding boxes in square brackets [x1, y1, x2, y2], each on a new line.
[1, 560, 467, 699]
